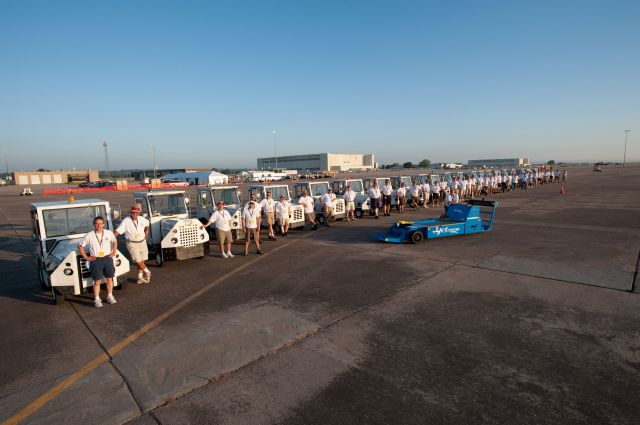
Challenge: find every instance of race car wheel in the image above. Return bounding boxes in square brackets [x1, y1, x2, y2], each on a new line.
[410, 231, 424, 244]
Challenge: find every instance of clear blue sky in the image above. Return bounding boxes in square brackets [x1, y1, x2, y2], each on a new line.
[1, 0, 638, 171]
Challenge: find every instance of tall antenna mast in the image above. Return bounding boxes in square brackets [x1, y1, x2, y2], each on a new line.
[102, 140, 110, 179]
[152, 145, 158, 178]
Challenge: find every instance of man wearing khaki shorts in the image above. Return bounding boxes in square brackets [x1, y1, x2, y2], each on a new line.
[260, 191, 277, 240]
[204, 200, 234, 259]
[115, 205, 151, 284]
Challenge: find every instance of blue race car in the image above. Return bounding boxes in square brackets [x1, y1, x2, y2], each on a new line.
[372, 199, 498, 243]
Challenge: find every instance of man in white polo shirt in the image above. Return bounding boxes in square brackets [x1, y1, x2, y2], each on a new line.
[260, 191, 277, 240]
[321, 187, 336, 226]
[343, 184, 357, 221]
[204, 200, 234, 259]
[298, 189, 317, 230]
[115, 205, 151, 285]
[78, 216, 118, 309]
[243, 201, 263, 255]
[275, 194, 292, 236]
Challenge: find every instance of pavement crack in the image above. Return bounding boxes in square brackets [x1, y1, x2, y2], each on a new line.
[631, 248, 640, 293]
[67, 301, 145, 417]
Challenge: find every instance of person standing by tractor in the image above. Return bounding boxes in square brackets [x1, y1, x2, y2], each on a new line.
[203, 200, 234, 259]
[298, 189, 317, 230]
[343, 184, 357, 221]
[396, 182, 407, 213]
[260, 191, 277, 240]
[367, 181, 381, 219]
[381, 179, 393, 216]
[78, 216, 118, 308]
[276, 194, 292, 236]
[114, 205, 151, 284]
[321, 187, 336, 226]
[243, 201, 263, 255]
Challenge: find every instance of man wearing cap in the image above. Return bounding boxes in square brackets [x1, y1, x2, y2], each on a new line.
[204, 200, 234, 259]
[115, 205, 151, 284]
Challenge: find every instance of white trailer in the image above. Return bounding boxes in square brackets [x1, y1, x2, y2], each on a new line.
[195, 185, 245, 240]
[31, 198, 130, 304]
[133, 190, 209, 266]
[330, 178, 370, 218]
[291, 181, 346, 223]
[247, 184, 305, 230]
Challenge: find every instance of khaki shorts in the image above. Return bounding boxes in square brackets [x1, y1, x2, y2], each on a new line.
[346, 201, 355, 211]
[305, 212, 316, 223]
[266, 212, 275, 225]
[278, 217, 290, 226]
[245, 227, 259, 240]
[126, 240, 148, 263]
[215, 228, 233, 245]
[324, 206, 334, 216]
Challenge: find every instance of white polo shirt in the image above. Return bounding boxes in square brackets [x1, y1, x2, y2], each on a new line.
[115, 216, 149, 242]
[422, 183, 431, 194]
[260, 198, 276, 214]
[276, 200, 291, 219]
[208, 209, 232, 231]
[243, 207, 261, 229]
[410, 185, 420, 197]
[80, 229, 117, 257]
[397, 187, 406, 197]
[321, 193, 335, 207]
[367, 187, 381, 199]
[381, 184, 393, 196]
[298, 195, 315, 214]
[343, 189, 356, 202]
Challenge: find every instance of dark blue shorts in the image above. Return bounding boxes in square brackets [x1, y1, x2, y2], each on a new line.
[90, 257, 115, 281]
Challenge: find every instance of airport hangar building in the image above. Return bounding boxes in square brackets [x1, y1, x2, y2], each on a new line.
[257, 153, 375, 171]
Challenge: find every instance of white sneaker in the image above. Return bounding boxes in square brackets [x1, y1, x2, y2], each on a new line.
[221, 252, 228, 259]
[94, 298, 103, 308]
[106, 294, 117, 305]
[227, 251, 234, 258]
[137, 276, 146, 285]
[143, 269, 151, 279]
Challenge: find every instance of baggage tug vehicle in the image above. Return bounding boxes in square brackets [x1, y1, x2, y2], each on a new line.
[31, 198, 130, 304]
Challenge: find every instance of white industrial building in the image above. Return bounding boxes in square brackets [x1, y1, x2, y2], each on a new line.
[162, 170, 228, 185]
[467, 158, 530, 168]
[257, 153, 375, 172]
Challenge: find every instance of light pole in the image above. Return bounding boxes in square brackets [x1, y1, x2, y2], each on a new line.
[273, 129, 277, 170]
[623, 129, 631, 167]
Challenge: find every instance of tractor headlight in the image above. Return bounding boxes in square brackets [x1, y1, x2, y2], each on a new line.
[200, 234, 205, 240]
[63, 268, 73, 276]
[171, 237, 178, 244]
[172, 229, 178, 233]
[115, 259, 122, 267]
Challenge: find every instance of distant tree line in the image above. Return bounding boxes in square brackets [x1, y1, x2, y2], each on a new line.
[379, 159, 431, 169]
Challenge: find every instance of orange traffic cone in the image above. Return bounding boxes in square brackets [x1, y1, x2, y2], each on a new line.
[560, 185, 566, 194]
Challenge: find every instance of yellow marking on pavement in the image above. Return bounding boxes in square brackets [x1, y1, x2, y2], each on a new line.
[3, 238, 302, 425]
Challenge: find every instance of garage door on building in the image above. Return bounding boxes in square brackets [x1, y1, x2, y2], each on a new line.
[31, 175, 41, 184]
[42, 175, 51, 184]
[18, 175, 28, 185]
[53, 174, 62, 183]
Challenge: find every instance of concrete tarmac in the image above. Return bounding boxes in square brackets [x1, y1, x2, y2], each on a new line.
[0, 165, 639, 425]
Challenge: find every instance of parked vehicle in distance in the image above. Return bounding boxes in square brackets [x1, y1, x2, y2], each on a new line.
[161, 179, 189, 187]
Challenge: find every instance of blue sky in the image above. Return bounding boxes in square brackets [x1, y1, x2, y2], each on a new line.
[1, 0, 638, 170]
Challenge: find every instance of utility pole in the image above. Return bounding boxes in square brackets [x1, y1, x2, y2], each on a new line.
[152, 145, 158, 178]
[102, 141, 110, 179]
[623, 129, 631, 167]
[273, 129, 277, 170]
